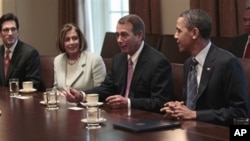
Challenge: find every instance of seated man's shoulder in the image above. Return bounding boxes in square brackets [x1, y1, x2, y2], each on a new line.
[18, 40, 39, 53]
[232, 33, 248, 41]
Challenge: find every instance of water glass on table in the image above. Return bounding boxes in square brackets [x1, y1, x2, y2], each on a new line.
[9, 78, 19, 97]
[45, 88, 59, 110]
[84, 108, 106, 129]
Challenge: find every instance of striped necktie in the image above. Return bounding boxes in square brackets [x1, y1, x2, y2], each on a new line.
[4, 49, 11, 78]
[187, 58, 198, 110]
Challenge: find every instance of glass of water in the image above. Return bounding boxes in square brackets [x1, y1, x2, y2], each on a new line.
[9, 78, 19, 97]
[45, 88, 59, 110]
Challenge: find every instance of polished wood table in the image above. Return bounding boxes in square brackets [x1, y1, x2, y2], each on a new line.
[0, 87, 229, 141]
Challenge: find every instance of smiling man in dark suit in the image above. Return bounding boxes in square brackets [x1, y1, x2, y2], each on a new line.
[160, 9, 249, 126]
[0, 13, 41, 90]
[63, 14, 174, 113]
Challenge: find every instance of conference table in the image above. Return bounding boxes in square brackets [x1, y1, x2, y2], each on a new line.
[0, 86, 229, 141]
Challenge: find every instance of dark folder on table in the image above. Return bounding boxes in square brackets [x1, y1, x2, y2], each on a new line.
[113, 119, 181, 132]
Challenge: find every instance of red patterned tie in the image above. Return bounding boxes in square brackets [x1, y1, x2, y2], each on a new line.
[4, 49, 11, 77]
[125, 58, 134, 98]
[244, 41, 250, 58]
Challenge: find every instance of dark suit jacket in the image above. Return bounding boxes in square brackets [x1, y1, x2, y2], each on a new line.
[86, 43, 174, 113]
[0, 40, 41, 90]
[183, 44, 249, 126]
[230, 33, 248, 58]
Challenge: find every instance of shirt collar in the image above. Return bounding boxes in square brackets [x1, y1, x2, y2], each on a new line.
[127, 41, 144, 66]
[195, 41, 211, 66]
[4, 40, 18, 53]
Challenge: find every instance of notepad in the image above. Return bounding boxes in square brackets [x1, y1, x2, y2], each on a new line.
[113, 118, 181, 132]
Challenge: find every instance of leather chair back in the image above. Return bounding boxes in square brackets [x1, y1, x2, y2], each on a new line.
[159, 35, 189, 64]
[171, 63, 184, 101]
[100, 32, 120, 58]
[40, 55, 55, 91]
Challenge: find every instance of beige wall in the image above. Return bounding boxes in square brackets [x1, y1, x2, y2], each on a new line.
[2, 0, 58, 55]
[0, 0, 2, 14]
[0, 0, 2, 44]
[161, 0, 189, 34]
[0, 0, 188, 55]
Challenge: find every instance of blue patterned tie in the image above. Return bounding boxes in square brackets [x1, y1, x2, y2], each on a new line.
[187, 58, 198, 110]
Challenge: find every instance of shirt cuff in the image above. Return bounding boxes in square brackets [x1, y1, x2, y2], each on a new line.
[80, 91, 86, 102]
[127, 98, 131, 116]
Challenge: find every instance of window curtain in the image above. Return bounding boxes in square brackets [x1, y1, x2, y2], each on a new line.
[78, 0, 95, 52]
[58, 0, 95, 52]
[58, 0, 78, 31]
[190, 0, 247, 37]
[129, 0, 161, 34]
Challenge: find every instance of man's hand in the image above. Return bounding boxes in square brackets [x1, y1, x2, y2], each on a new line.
[160, 101, 179, 120]
[60, 88, 83, 102]
[160, 101, 196, 120]
[105, 95, 128, 109]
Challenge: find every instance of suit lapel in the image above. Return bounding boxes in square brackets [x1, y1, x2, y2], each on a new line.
[129, 45, 148, 97]
[58, 55, 67, 87]
[68, 52, 85, 87]
[120, 54, 128, 95]
[6, 41, 22, 80]
[239, 34, 248, 54]
[197, 45, 215, 97]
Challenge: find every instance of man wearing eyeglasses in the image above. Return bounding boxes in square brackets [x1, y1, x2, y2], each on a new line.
[0, 13, 41, 90]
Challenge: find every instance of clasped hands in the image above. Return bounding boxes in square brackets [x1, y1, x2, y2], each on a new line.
[160, 101, 196, 120]
[60, 88, 128, 109]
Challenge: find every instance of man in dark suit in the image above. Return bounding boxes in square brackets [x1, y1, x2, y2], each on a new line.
[160, 9, 249, 126]
[230, 7, 250, 58]
[63, 14, 174, 113]
[0, 13, 41, 90]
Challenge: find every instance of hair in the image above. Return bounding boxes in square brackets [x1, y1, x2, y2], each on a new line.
[0, 13, 19, 31]
[56, 23, 87, 53]
[118, 14, 145, 39]
[179, 9, 212, 39]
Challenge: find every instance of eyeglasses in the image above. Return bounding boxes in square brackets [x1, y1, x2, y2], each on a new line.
[1, 27, 17, 34]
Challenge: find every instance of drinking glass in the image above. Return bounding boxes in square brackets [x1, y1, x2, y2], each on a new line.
[9, 78, 19, 97]
[86, 107, 100, 129]
[83, 107, 106, 129]
[45, 88, 59, 110]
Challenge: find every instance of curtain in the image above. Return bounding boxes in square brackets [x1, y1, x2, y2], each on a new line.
[190, 0, 247, 37]
[58, 0, 78, 31]
[58, 0, 95, 52]
[129, 0, 161, 34]
[78, 0, 95, 52]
